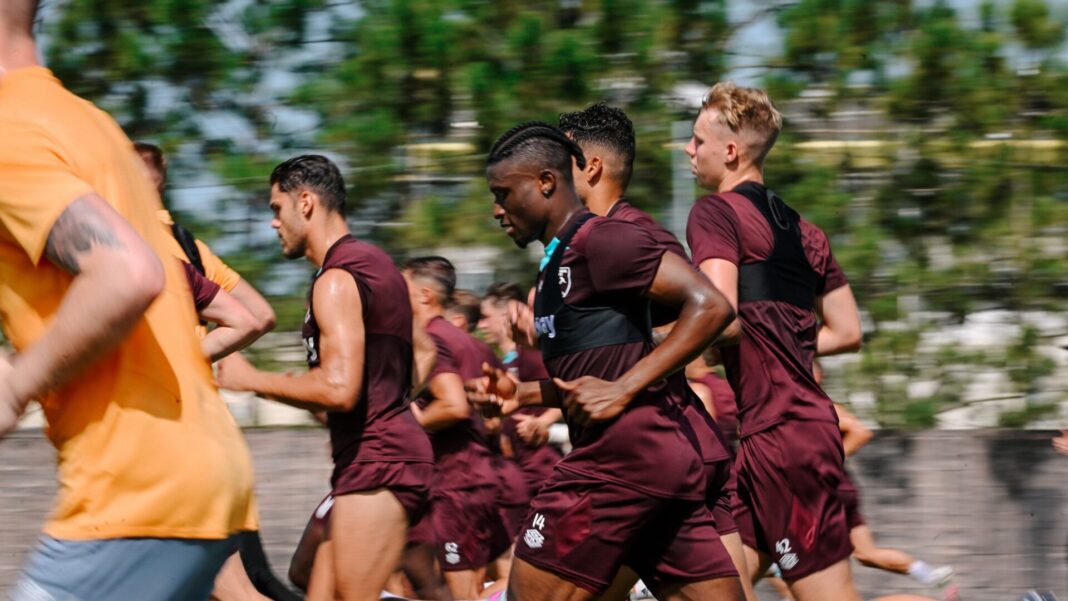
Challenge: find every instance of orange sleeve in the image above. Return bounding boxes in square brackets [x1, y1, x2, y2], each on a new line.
[195, 238, 242, 292]
[0, 121, 94, 264]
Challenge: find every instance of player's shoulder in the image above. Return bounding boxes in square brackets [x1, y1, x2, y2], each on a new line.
[577, 213, 655, 249]
[689, 192, 742, 220]
[799, 218, 832, 251]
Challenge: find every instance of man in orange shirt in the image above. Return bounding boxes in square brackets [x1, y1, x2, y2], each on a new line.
[0, 3, 256, 599]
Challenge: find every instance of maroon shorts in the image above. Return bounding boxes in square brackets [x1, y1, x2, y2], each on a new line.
[839, 470, 865, 529]
[734, 420, 853, 582]
[706, 458, 739, 536]
[513, 469, 738, 594]
[429, 484, 513, 571]
[332, 460, 433, 526]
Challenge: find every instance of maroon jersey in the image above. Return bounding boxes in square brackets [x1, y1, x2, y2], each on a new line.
[607, 199, 686, 327]
[502, 347, 561, 496]
[689, 373, 738, 443]
[418, 316, 499, 492]
[302, 235, 432, 482]
[534, 212, 706, 501]
[687, 182, 848, 437]
[182, 260, 220, 312]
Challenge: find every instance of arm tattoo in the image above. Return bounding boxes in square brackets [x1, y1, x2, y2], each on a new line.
[44, 194, 125, 275]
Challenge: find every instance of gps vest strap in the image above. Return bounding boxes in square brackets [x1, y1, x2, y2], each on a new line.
[730, 188, 817, 310]
[171, 222, 206, 276]
[534, 211, 651, 361]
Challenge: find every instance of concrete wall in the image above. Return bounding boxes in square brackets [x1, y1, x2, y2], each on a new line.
[1, 429, 1065, 600]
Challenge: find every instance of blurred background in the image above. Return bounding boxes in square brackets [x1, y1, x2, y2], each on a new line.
[2, 0, 1068, 598]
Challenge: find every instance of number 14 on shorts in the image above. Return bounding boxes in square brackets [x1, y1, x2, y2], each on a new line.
[524, 513, 547, 549]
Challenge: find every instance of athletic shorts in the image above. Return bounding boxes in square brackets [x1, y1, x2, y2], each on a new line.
[706, 458, 739, 536]
[734, 420, 853, 582]
[500, 501, 530, 540]
[10, 534, 238, 601]
[839, 469, 865, 529]
[431, 484, 513, 571]
[513, 469, 738, 594]
[332, 460, 433, 526]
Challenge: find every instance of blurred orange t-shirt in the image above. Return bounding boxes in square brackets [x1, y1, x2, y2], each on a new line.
[0, 67, 256, 540]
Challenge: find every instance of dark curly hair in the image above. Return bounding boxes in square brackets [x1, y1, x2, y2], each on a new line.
[270, 155, 347, 214]
[558, 103, 636, 187]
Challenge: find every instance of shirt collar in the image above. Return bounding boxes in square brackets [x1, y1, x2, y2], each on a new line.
[539, 238, 560, 272]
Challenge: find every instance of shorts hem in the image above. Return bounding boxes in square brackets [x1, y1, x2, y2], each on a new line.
[514, 548, 606, 594]
[780, 546, 853, 583]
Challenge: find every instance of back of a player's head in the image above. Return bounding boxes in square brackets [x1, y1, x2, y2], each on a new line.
[486, 121, 586, 180]
[445, 289, 482, 333]
[270, 155, 347, 214]
[0, 0, 39, 37]
[483, 281, 525, 306]
[701, 82, 782, 165]
[558, 103, 636, 187]
[404, 256, 456, 306]
[134, 141, 167, 178]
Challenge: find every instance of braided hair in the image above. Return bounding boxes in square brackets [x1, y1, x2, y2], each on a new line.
[486, 121, 587, 177]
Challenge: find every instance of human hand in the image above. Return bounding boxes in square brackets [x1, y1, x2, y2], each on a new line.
[514, 412, 549, 446]
[553, 376, 632, 426]
[1053, 430, 1068, 455]
[508, 300, 537, 348]
[215, 352, 258, 392]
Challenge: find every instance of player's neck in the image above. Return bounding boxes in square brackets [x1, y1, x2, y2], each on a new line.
[583, 183, 626, 217]
[0, 36, 39, 75]
[540, 198, 584, 245]
[498, 338, 517, 355]
[716, 167, 764, 194]
[305, 215, 350, 267]
[414, 304, 445, 327]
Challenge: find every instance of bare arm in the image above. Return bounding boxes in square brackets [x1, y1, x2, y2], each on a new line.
[835, 403, 873, 457]
[697, 258, 741, 346]
[215, 269, 364, 412]
[815, 285, 862, 356]
[229, 278, 277, 335]
[198, 288, 261, 362]
[1, 193, 165, 435]
[411, 372, 470, 432]
[557, 252, 735, 424]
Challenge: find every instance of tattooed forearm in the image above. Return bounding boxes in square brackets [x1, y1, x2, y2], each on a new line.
[44, 194, 125, 275]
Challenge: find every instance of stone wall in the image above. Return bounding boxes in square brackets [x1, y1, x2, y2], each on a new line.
[1, 429, 1065, 600]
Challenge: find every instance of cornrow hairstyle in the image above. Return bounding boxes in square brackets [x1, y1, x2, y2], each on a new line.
[486, 121, 587, 177]
[404, 256, 456, 305]
[270, 155, 347, 214]
[558, 103, 636, 187]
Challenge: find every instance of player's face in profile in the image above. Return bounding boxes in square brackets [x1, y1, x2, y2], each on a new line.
[684, 109, 726, 190]
[478, 299, 509, 345]
[486, 161, 546, 249]
[269, 184, 306, 259]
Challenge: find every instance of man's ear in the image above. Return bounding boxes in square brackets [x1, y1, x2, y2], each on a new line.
[298, 190, 315, 218]
[586, 155, 603, 180]
[538, 169, 557, 198]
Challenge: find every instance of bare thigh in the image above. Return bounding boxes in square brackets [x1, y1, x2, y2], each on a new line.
[289, 511, 329, 592]
[743, 544, 772, 585]
[785, 558, 861, 601]
[651, 574, 745, 601]
[328, 489, 410, 601]
[444, 567, 487, 600]
[720, 532, 758, 601]
[211, 553, 270, 601]
[507, 557, 596, 601]
[306, 541, 336, 601]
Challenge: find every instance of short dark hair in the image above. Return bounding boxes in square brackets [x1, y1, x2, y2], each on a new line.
[484, 281, 525, 305]
[486, 121, 586, 178]
[270, 155, 347, 214]
[1, 0, 39, 36]
[134, 142, 167, 178]
[445, 289, 482, 333]
[558, 103, 636, 187]
[404, 256, 456, 305]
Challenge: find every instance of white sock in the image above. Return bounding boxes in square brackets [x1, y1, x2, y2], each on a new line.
[907, 560, 934, 584]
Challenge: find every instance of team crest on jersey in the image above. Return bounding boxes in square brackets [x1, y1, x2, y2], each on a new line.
[558, 266, 572, 297]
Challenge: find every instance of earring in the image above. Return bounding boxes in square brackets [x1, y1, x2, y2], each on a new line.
[543, 190, 551, 198]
